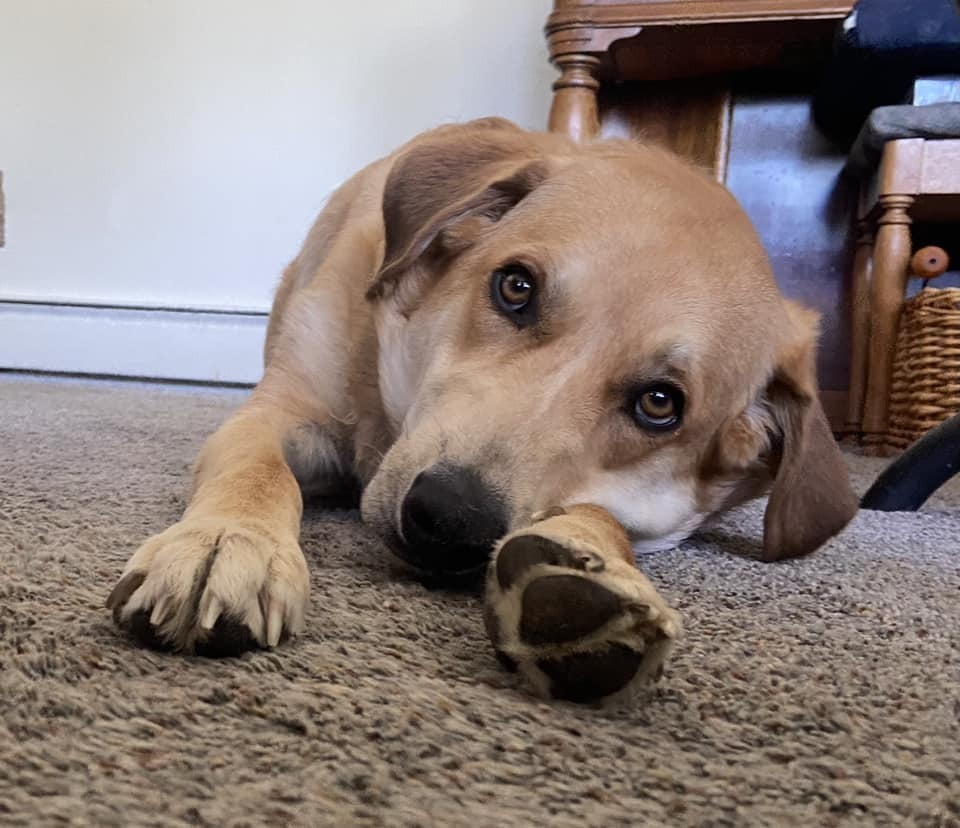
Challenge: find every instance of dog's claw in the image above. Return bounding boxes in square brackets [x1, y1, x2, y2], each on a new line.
[149, 594, 172, 627]
[105, 570, 145, 616]
[577, 551, 605, 572]
[200, 595, 223, 631]
[266, 603, 283, 648]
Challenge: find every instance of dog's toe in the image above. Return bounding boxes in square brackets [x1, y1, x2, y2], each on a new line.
[108, 517, 309, 656]
[496, 535, 604, 590]
[119, 607, 263, 658]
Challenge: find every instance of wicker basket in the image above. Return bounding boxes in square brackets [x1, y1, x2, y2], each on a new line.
[886, 286, 960, 451]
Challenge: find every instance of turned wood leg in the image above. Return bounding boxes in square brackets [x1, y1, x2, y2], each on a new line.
[548, 52, 600, 142]
[844, 220, 874, 441]
[862, 194, 914, 455]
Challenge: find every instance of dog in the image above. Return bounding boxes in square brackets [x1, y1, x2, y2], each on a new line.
[106, 117, 858, 679]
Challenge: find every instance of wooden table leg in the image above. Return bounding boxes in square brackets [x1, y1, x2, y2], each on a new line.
[548, 52, 600, 142]
[862, 194, 914, 455]
[844, 219, 874, 441]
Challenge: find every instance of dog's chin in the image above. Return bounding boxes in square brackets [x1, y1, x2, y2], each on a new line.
[381, 530, 488, 588]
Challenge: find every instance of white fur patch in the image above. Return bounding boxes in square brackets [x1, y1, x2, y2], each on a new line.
[631, 525, 699, 556]
[283, 424, 345, 496]
[567, 466, 704, 554]
[375, 308, 422, 431]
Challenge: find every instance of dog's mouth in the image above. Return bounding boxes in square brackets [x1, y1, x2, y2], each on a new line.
[383, 529, 490, 584]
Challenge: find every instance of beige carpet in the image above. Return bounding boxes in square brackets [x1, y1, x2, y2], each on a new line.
[1, 374, 959, 826]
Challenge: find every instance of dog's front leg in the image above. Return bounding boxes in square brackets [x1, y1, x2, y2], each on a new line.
[484, 505, 682, 704]
[106, 393, 311, 656]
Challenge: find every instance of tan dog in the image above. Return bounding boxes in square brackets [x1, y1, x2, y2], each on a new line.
[106, 118, 857, 685]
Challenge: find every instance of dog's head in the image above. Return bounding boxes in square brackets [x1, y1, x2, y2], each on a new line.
[360, 118, 857, 576]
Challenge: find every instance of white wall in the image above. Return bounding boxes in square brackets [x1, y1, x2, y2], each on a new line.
[0, 0, 554, 380]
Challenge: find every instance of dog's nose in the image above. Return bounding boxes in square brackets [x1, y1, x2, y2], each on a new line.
[400, 466, 508, 574]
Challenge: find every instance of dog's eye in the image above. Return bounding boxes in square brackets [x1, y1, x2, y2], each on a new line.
[491, 266, 536, 319]
[631, 384, 684, 431]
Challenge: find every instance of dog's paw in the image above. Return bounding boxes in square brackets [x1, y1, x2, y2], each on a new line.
[484, 506, 681, 704]
[105, 517, 309, 657]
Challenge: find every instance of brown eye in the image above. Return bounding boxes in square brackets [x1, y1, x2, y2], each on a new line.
[500, 273, 532, 306]
[491, 266, 536, 319]
[632, 384, 684, 431]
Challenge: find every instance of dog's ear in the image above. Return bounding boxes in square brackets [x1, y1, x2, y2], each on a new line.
[759, 301, 858, 561]
[367, 120, 551, 305]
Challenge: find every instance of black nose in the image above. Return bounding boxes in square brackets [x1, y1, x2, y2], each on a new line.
[399, 466, 508, 574]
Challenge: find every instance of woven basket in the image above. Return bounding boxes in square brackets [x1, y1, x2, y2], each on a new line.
[886, 286, 960, 451]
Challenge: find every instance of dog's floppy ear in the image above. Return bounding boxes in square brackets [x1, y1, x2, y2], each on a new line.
[760, 301, 858, 561]
[367, 119, 551, 304]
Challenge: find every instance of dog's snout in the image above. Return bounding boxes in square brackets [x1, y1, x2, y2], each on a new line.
[399, 466, 507, 574]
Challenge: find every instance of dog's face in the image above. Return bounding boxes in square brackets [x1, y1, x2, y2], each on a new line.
[360, 120, 856, 576]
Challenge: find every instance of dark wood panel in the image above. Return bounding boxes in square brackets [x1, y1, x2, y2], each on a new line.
[598, 80, 731, 177]
[547, 1, 853, 86]
[606, 20, 838, 82]
[550, 0, 853, 24]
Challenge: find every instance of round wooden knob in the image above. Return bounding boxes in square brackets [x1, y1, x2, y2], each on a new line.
[911, 246, 950, 279]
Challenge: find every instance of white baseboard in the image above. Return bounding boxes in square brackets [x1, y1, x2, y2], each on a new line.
[0, 302, 268, 384]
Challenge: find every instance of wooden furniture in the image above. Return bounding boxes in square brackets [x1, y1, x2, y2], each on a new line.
[909, 245, 951, 280]
[885, 247, 959, 449]
[847, 138, 960, 453]
[544, 1, 859, 430]
[546, 1, 854, 168]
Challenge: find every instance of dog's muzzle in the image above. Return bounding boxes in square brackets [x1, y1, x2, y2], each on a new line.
[395, 464, 508, 576]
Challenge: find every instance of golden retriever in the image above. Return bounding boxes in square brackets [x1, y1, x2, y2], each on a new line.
[107, 118, 857, 699]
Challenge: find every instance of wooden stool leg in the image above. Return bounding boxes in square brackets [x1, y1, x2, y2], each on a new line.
[862, 194, 914, 455]
[548, 52, 600, 142]
[844, 220, 874, 440]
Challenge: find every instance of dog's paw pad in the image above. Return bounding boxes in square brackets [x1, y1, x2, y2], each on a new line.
[119, 605, 265, 658]
[519, 574, 622, 644]
[485, 522, 680, 704]
[123, 607, 169, 652]
[496, 535, 604, 590]
[194, 616, 262, 659]
[537, 643, 646, 703]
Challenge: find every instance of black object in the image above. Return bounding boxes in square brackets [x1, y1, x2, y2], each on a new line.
[861, 412, 960, 510]
[398, 464, 508, 574]
[813, 0, 960, 143]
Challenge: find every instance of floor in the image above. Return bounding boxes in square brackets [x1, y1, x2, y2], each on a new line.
[1, 374, 958, 826]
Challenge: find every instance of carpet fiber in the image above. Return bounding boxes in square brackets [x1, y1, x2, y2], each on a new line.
[2, 375, 959, 826]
